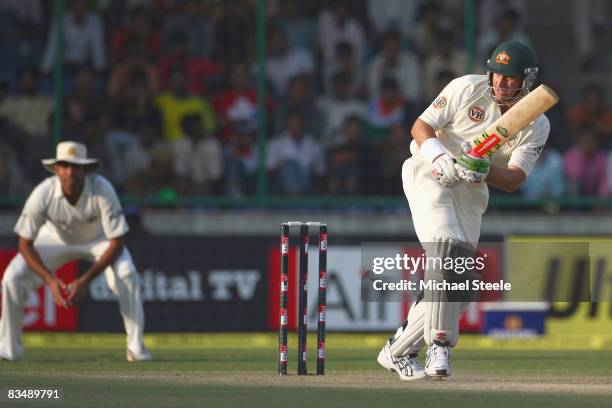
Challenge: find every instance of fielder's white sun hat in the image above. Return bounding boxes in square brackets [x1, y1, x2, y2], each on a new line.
[41, 141, 101, 173]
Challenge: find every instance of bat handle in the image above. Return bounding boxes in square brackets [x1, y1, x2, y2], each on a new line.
[468, 149, 484, 158]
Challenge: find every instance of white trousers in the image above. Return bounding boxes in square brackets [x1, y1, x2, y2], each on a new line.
[0, 233, 145, 360]
[388, 156, 487, 353]
[402, 156, 487, 246]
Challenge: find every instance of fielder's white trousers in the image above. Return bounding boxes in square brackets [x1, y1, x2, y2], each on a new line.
[0, 233, 146, 360]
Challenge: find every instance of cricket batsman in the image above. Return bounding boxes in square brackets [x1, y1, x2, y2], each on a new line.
[0, 141, 151, 362]
[377, 41, 550, 379]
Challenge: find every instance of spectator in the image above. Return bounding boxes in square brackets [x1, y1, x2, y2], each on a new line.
[123, 116, 169, 196]
[478, 8, 532, 64]
[567, 83, 612, 146]
[162, 0, 215, 58]
[0, 140, 30, 195]
[275, 74, 321, 137]
[521, 148, 565, 200]
[157, 31, 222, 95]
[265, 26, 315, 97]
[563, 125, 607, 197]
[154, 67, 216, 141]
[543, 84, 572, 152]
[423, 30, 467, 102]
[366, 0, 417, 38]
[431, 70, 456, 101]
[212, 0, 255, 64]
[173, 114, 223, 195]
[479, 0, 526, 35]
[367, 29, 421, 103]
[111, 6, 160, 63]
[273, 0, 317, 50]
[0, 0, 43, 39]
[411, 2, 449, 59]
[41, 0, 107, 74]
[104, 111, 140, 189]
[108, 41, 159, 102]
[317, 0, 366, 65]
[607, 151, 612, 198]
[381, 124, 412, 195]
[65, 66, 108, 140]
[149, 146, 178, 201]
[267, 111, 325, 195]
[0, 66, 53, 140]
[365, 78, 416, 142]
[224, 121, 259, 197]
[317, 72, 367, 141]
[213, 62, 272, 141]
[571, 0, 607, 70]
[326, 115, 368, 195]
[112, 69, 161, 126]
[323, 41, 365, 98]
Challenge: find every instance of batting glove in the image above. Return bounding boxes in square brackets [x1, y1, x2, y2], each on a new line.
[432, 153, 462, 187]
[454, 141, 490, 184]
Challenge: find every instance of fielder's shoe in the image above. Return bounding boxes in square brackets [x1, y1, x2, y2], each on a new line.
[425, 343, 451, 378]
[126, 348, 153, 362]
[377, 340, 426, 381]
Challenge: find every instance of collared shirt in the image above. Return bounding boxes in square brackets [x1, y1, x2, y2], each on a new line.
[415, 74, 550, 177]
[14, 174, 129, 244]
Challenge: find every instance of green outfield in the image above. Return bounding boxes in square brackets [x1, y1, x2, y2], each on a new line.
[1, 333, 611, 408]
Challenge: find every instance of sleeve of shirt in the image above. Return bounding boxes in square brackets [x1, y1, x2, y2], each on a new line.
[508, 115, 551, 177]
[95, 177, 129, 239]
[13, 182, 49, 240]
[419, 76, 467, 131]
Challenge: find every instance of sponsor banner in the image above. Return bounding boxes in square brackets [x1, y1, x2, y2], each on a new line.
[268, 243, 503, 332]
[508, 236, 612, 335]
[79, 235, 271, 332]
[0, 250, 78, 331]
[269, 246, 404, 331]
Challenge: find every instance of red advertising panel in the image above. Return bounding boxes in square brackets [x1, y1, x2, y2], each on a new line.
[0, 249, 78, 331]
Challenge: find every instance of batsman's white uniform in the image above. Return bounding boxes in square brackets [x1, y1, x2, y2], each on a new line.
[389, 74, 550, 356]
[0, 174, 146, 361]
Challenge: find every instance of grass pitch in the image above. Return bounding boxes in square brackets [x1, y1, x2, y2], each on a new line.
[0, 334, 611, 408]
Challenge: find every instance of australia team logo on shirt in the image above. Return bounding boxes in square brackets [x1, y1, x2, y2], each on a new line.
[468, 106, 485, 122]
[433, 96, 447, 109]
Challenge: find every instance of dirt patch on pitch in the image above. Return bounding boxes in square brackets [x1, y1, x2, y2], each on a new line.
[194, 371, 612, 395]
[39, 371, 612, 395]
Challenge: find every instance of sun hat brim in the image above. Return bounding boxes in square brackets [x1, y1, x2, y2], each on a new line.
[41, 158, 101, 173]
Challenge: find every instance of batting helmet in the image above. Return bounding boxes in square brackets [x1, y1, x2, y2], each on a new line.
[486, 41, 538, 94]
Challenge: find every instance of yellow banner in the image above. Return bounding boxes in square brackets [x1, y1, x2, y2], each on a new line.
[508, 236, 612, 335]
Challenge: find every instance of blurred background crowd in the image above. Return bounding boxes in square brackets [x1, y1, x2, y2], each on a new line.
[0, 0, 611, 208]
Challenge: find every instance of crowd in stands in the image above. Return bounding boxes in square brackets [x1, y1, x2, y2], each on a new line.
[0, 0, 611, 205]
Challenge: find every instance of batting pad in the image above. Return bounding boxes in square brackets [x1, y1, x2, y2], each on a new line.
[389, 299, 426, 357]
[422, 238, 477, 347]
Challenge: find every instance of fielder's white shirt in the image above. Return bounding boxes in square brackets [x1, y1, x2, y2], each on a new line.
[414, 74, 550, 177]
[14, 174, 129, 245]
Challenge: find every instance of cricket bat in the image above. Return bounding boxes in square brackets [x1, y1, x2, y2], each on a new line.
[470, 84, 559, 157]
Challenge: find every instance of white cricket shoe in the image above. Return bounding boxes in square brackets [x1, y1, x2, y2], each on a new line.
[425, 343, 451, 378]
[377, 341, 426, 381]
[126, 348, 153, 362]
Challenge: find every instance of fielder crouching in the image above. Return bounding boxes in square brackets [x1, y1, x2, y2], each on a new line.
[377, 41, 550, 380]
[0, 141, 151, 362]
